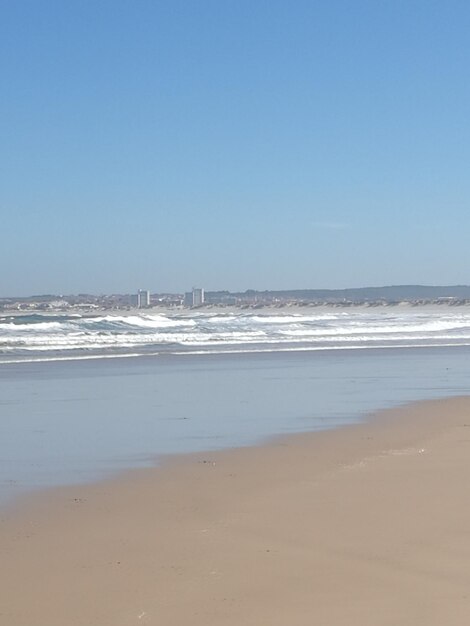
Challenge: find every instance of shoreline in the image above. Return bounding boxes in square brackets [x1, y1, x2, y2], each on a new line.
[2, 340, 470, 368]
[2, 396, 470, 624]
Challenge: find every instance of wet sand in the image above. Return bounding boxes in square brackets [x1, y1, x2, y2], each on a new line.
[1, 397, 470, 625]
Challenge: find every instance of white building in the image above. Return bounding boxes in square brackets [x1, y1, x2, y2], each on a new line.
[192, 288, 204, 307]
[184, 288, 205, 307]
[137, 290, 150, 308]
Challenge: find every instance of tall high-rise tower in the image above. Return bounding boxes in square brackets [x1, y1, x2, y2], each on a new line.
[191, 288, 204, 307]
[137, 290, 150, 308]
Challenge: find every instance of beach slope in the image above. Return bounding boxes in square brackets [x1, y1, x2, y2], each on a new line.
[1, 397, 470, 625]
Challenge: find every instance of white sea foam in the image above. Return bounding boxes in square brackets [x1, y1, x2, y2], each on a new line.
[81, 314, 196, 328]
[0, 321, 63, 332]
[2, 308, 470, 362]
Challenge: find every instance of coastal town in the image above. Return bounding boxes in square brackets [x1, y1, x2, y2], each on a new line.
[2, 285, 470, 314]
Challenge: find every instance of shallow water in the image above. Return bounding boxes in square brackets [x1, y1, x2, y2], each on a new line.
[1, 346, 469, 505]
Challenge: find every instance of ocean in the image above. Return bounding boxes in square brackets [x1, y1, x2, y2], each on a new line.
[1, 306, 470, 505]
[2, 305, 470, 362]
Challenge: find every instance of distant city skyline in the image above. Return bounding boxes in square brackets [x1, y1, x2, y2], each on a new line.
[2, 2, 470, 296]
[3, 283, 470, 302]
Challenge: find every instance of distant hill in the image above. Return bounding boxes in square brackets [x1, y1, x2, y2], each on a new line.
[206, 285, 470, 303]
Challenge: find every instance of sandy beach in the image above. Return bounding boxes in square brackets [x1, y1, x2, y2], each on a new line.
[1, 396, 470, 625]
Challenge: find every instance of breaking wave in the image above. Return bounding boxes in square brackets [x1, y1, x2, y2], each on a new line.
[2, 308, 470, 363]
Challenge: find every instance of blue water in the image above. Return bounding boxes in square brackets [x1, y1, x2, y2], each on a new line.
[3, 307, 470, 362]
[0, 346, 469, 505]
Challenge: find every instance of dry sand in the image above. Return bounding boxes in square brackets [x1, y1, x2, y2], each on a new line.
[1, 397, 470, 625]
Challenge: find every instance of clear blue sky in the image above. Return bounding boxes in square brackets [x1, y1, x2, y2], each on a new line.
[1, 1, 470, 295]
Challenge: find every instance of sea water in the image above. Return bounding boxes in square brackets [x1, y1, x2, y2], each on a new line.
[2, 306, 470, 362]
[1, 307, 470, 505]
[1, 344, 470, 505]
